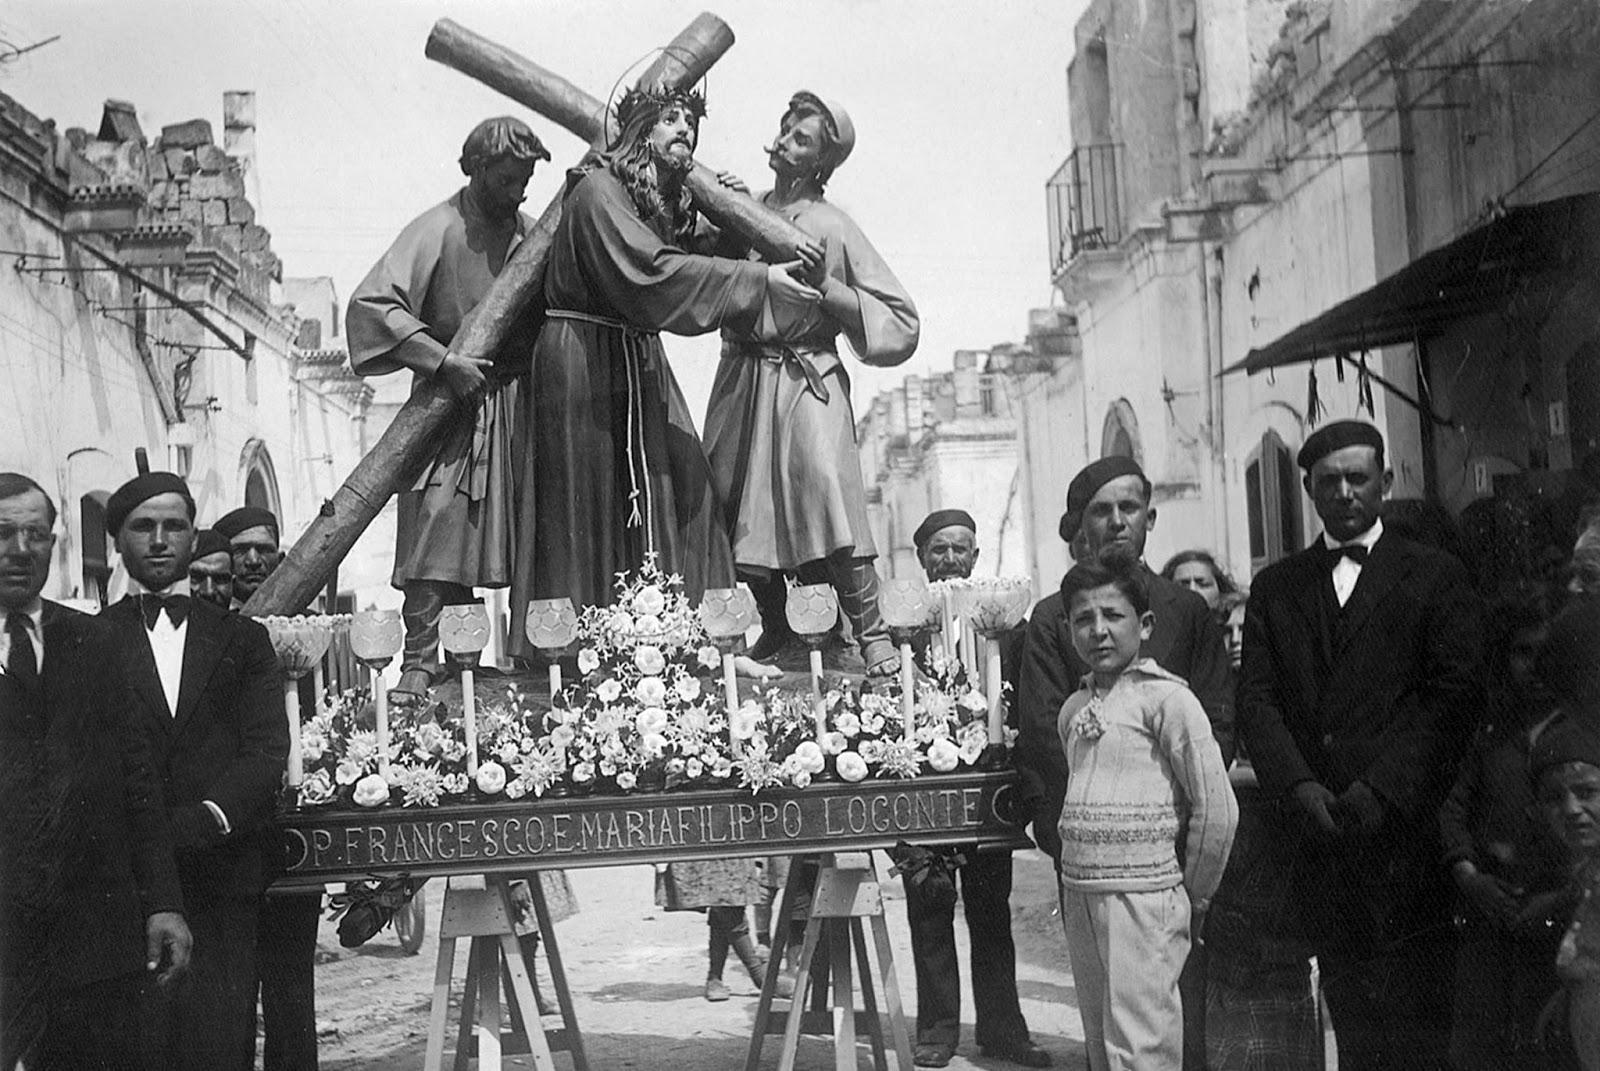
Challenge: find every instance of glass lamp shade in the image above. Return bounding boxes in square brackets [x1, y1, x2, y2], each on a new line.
[964, 578, 1034, 635]
[349, 609, 403, 663]
[524, 598, 579, 650]
[785, 583, 839, 637]
[880, 578, 935, 630]
[439, 603, 491, 655]
[260, 615, 337, 680]
[699, 586, 756, 640]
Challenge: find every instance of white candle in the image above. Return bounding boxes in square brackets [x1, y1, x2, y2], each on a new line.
[809, 648, 826, 742]
[940, 589, 955, 665]
[985, 641, 1005, 745]
[722, 652, 742, 758]
[461, 667, 479, 778]
[284, 680, 303, 787]
[900, 641, 916, 745]
[374, 672, 390, 778]
[548, 662, 562, 700]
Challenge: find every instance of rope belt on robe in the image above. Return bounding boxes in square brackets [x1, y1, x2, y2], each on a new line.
[546, 309, 661, 552]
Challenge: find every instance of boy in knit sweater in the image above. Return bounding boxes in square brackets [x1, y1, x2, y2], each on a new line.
[1056, 555, 1238, 1070]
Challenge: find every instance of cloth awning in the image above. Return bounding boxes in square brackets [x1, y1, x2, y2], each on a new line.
[1225, 192, 1600, 376]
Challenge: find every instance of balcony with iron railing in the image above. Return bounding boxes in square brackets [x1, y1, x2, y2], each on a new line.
[1046, 143, 1124, 279]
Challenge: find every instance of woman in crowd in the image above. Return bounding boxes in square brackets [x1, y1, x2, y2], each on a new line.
[1161, 550, 1236, 612]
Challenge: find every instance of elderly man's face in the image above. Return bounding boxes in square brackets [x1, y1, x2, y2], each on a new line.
[918, 526, 979, 582]
[229, 524, 281, 602]
[189, 551, 234, 611]
[117, 493, 194, 592]
[0, 489, 55, 612]
[647, 104, 698, 172]
[1080, 475, 1155, 560]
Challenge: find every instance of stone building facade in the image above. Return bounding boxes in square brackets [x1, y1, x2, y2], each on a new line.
[1030, 0, 1600, 590]
[0, 88, 390, 609]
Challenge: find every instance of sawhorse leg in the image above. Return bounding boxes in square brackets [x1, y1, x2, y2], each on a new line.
[422, 874, 584, 1071]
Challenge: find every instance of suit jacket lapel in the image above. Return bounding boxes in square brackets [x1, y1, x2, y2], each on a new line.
[103, 598, 173, 732]
[173, 609, 224, 737]
[1336, 535, 1409, 652]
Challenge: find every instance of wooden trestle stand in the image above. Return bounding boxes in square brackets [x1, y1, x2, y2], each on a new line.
[746, 853, 914, 1071]
[425, 874, 588, 1071]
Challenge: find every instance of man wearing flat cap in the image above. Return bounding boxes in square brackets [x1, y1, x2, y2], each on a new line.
[703, 91, 919, 679]
[214, 505, 281, 611]
[188, 529, 234, 612]
[1015, 454, 1231, 1069]
[348, 116, 551, 702]
[896, 509, 1049, 1068]
[1237, 420, 1483, 1068]
[99, 473, 288, 1069]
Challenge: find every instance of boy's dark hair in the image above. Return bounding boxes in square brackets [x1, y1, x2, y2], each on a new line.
[1061, 545, 1150, 616]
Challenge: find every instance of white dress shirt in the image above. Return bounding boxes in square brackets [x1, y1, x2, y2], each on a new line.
[0, 599, 43, 677]
[131, 577, 191, 718]
[1324, 517, 1384, 608]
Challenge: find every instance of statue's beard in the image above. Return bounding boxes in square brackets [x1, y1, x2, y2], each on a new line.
[651, 139, 695, 178]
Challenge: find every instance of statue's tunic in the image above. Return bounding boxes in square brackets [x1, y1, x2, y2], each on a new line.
[508, 166, 771, 658]
[704, 193, 918, 571]
[346, 187, 535, 589]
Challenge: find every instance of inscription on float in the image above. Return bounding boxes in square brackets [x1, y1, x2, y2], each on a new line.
[288, 783, 1000, 877]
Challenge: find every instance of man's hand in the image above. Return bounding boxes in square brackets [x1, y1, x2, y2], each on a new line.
[146, 910, 192, 986]
[714, 170, 749, 195]
[1334, 780, 1385, 833]
[1290, 780, 1340, 837]
[1452, 861, 1520, 926]
[766, 262, 821, 307]
[791, 238, 826, 288]
[436, 351, 494, 401]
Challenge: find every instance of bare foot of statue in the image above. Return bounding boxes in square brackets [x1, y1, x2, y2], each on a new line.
[733, 654, 783, 681]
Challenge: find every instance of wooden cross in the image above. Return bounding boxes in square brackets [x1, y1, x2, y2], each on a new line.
[246, 14, 813, 615]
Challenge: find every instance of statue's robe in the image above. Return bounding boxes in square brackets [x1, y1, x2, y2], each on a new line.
[704, 193, 918, 571]
[346, 187, 537, 590]
[508, 165, 776, 656]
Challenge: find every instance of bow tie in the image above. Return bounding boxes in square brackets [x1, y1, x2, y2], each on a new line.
[1325, 543, 1369, 566]
[138, 593, 191, 630]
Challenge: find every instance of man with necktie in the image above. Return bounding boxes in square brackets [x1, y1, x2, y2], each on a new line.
[0, 472, 191, 1070]
[99, 472, 287, 1070]
[1237, 420, 1484, 1069]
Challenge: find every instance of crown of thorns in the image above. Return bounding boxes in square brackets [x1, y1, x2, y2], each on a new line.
[613, 84, 706, 131]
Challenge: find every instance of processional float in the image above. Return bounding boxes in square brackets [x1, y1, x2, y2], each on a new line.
[242, 14, 1031, 1071]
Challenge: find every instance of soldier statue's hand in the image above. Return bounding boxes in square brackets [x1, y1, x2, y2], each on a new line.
[767, 261, 821, 306]
[436, 351, 494, 400]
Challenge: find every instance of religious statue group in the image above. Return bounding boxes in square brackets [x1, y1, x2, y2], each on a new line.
[346, 84, 919, 702]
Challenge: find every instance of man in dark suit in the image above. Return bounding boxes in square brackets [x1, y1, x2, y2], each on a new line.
[99, 472, 288, 1071]
[1237, 420, 1483, 1069]
[1015, 456, 1232, 1070]
[0, 472, 191, 1070]
[899, 509, 1048, 1069]
[216, 504, 323, 1071]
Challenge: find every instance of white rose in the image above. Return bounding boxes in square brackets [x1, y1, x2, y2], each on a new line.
[634, 677, 668, 706]
[636, 707, 669, 736]
[634, 646, 667, 676]
[634, 614, 665, 637]
[674, 676, 702, 702]
[550, 725, 576, 749]
[335, 757, 364, 786]
[927, 738, 960, 773]
[475, 761, 508, 795]
[300, 731, 327, 764]
[296, 770, 335, 807]
[835, 751, 869, 783]
[729, 702, 762, 741]
[572, 761, 595, 783]
[577, 647, 601, 675]
[632, 585, 666, 616]
[835, 711, 861, 738]
[686, 758, 703, 780]
[793, 741, 826, 775]
[790, 769, 813, 790]
[820, 731, 848, 756]
[352, 773, 391, 808]
[698, 644, 723, 670]
[606, 610, 634, 634]
[596, 678, 622, 703]
[616, 770, 638, 790]
[959, 690, 988, 714]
